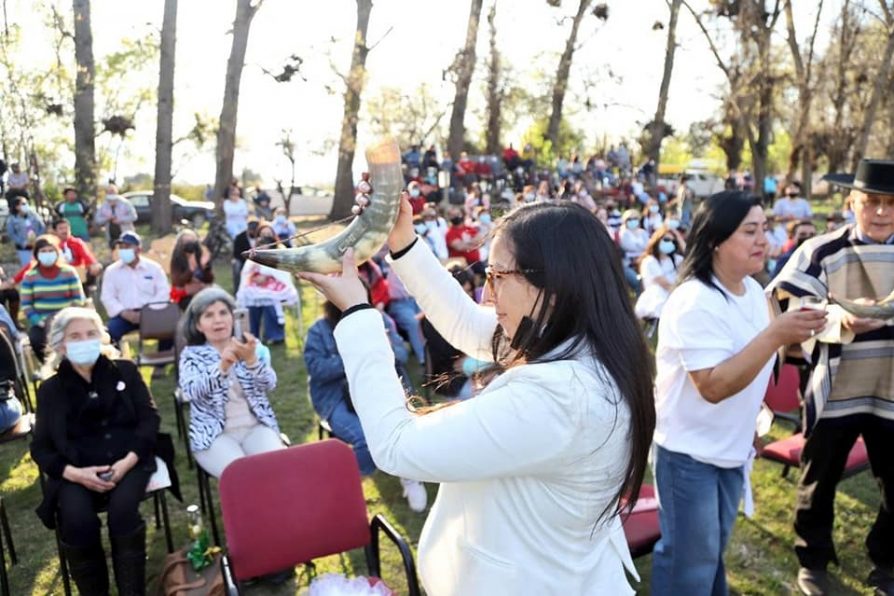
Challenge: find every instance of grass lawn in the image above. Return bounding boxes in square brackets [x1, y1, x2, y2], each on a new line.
[0, 215, 883, 595]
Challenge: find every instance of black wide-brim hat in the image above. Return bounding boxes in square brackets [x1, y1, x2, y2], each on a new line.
[823, 159, 894, 195]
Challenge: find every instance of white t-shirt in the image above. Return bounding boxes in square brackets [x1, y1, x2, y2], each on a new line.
[640, 254, 681, 290]
[223, 198, 249, 238]
[654, 276, 773, 467]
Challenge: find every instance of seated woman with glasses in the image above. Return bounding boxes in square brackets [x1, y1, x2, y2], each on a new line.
[298, 196, 656, 594]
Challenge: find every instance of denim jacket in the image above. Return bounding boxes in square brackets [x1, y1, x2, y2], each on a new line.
[6, 210, 46, 248]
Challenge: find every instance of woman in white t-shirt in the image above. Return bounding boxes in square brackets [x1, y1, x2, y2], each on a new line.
[651, 191, 827, 596]
[223, 190, 249, 239]
[633, 226, 683, 321]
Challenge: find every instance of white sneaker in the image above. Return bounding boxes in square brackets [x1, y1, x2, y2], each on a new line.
[400, 478, 428, 512]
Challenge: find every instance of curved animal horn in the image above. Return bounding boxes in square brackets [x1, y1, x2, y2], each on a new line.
[245, 137, 403, 274]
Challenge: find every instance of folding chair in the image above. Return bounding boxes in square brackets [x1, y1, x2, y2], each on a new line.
[0, 412, 33, 596]
[622, 484, 661, 559]
[765, 363, 802, 430]
[762, 433, 869, 480]
[218, 440, 420, 595]
[135, 301, 180, 369]
[0, 327, 33, 413]
[46, 456, 176, 596]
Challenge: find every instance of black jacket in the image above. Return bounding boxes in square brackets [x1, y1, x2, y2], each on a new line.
[31, 356, 161, 528]
[233, 231, 252, 265]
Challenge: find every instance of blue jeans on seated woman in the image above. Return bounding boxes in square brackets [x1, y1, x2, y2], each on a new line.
[651, 445, 744, 596]
[248, 305, 284, 342]
[327, 399, 375, 476]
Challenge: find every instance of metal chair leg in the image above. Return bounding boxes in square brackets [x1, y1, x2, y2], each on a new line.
[0, 499, 14, 565]
[154, 491, 162, 530]
[200, 470, 221, 546]
[0, 498, 10, 596]
[55, 528, 72, 596]
[159, 491, 174, 553]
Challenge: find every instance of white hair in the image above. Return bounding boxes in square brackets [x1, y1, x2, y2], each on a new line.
[42, 307, 118, 374]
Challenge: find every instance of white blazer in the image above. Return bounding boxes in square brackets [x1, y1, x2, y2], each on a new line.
[333, 239, 638, 595]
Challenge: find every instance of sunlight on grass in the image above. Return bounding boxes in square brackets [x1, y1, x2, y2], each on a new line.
[0, 449, 38, 493]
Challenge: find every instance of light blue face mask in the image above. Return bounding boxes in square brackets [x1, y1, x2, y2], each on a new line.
[479, 213, 492, 224]
[409, 188, 421, 198]
[659, 240, 676, 255]
[66, 338, 102, 366]
[626, 219, 640, 230]
[275, 215, 287, 225]
[119, 248, 136, 264]
[37, 252, 58, 267]
[667, 219, 681, 230]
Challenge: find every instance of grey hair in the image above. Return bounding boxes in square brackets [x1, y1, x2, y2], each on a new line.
[43, 306, 118, 374]
[180, 286, 237, 346]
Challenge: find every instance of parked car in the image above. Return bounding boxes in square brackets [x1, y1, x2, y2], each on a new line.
[122, 190, 215, 226]
[656, 169, 724, 199]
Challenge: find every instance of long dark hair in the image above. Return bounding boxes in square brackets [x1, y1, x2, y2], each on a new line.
[677, 190, 762, 294]
[491, 201, 655, 522]
[170, 231, 205, 287]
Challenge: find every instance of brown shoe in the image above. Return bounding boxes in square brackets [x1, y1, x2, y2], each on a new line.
[797, 567, 830, 595]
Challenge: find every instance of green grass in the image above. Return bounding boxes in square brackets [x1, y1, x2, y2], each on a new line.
[0, 218, 883, 594]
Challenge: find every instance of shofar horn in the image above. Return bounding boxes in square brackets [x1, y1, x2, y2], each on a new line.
[830, 290, 894, 320]
[245, 137, 403, 274]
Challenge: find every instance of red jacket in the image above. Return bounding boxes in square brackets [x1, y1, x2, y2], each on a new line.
[446, 225, 480, 264]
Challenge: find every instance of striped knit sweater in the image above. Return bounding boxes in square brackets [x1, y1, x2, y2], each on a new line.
[21, 264, 85, 325]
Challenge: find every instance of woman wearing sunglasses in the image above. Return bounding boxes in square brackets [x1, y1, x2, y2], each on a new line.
[299, 196, 655, 595]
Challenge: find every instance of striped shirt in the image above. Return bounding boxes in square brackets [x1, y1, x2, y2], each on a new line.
[768, 224, 893, 434]
[21, 264, 86, 325]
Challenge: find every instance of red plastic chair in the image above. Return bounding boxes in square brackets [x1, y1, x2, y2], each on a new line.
[622, 484, 661, 558]
[764, 364, 802, 429]
[218, 440, 421, 595]
[762, 433, 869, 479]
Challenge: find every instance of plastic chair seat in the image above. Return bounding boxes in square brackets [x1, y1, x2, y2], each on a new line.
[622, 484, 661, 559]
[762, 433, 869, 478]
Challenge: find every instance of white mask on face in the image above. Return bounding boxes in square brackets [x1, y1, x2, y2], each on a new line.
[119, 248, 136, 264]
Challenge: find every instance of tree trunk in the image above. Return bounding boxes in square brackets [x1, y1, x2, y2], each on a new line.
[212, 0, 262, 209]
[73, 0, 96, 201]
[329, 0, 373, 220]
[484, 2, 502, 155]
[852, 24, 894, 168]
[547, 0, 591, 150]
[828, 0, 855, 173]
[152, 0, 177, 233]
[751, 29, 772, 196]
[647, 0, 682, 166]
[447, 0, 483, 158]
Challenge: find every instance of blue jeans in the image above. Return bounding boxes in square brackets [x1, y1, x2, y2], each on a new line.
[327, 399, 375, 476]
[0, 396, 22, 434]
[652, 445, 744, 596]
[623, 263, 642, 296]
[387, 298, 425, 363]
[248, 305, 284, 342]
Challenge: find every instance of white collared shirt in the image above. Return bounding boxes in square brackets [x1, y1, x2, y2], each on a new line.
[100, 256, 171, 317]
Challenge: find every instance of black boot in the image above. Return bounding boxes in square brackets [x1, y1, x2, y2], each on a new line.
[61, 540, 110, 596]
[110, 522, 146, 596]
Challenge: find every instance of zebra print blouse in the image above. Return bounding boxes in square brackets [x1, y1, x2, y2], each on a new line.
[178, 344, 279, 452]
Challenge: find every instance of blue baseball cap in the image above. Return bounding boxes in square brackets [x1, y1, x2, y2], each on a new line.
[116, 231, 142, 247]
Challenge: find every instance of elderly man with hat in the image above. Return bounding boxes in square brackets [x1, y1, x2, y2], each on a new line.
[768, 158, 894, 595]
[100, 232, 171, 352]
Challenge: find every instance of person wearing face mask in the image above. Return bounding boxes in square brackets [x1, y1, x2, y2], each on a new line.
[642, 197, 664, 236]
[232, 217, 261, 293]
[7, 196, 46, 265]
[100, 232, 171, 349]
[634, 226, 684, 324]
[94, 185, 138, 249]
[31, 307, 161, 596]
[407, 181, 427, 215]
[416, 204, 449, 260]
[445, 207, 485, 276]
[463, 185, 490, 218]
[271, 207, 296, 247]
[235, 223, 298, 344]
[20, 235, 85, 362]
[619, 209, 648, 295]
[169, 229, 214, 310]
[773, 182, 813, 222]
[769, 220, 816, 280]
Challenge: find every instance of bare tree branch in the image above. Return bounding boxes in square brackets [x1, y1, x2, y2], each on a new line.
[681, 0, 731, 78]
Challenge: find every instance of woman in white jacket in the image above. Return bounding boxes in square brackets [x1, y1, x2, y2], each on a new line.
[300, 198, 655, 595]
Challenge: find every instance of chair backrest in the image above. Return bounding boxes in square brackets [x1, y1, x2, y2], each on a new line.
[139, 301, 180, 342]
[0, 327, 19, 384]
[218, 440, 371, 581]
[765, 364, 801, 413]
